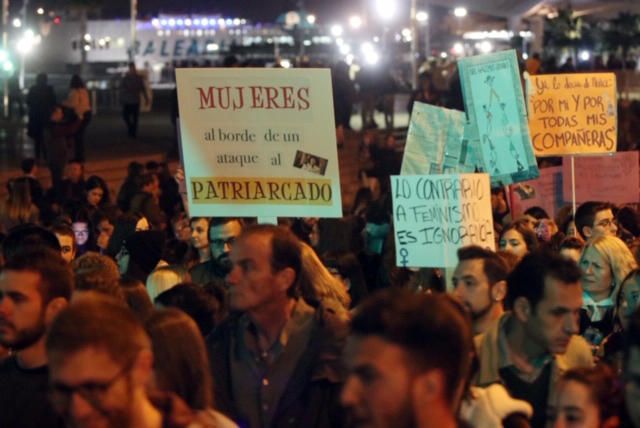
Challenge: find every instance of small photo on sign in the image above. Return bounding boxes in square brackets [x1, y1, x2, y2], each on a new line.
[293, 150, 328, 176]
[513, 183, 536, 200]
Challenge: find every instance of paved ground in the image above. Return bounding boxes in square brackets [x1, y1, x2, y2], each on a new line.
[0, 90, 411, 207]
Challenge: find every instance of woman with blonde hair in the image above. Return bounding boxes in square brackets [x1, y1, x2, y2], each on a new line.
[144, 308, 237, 427]
[579, 235, 637, 348]
[0, 177, 39, 232]
[145, 265, 190, 301]
[298, 241, 351, 311]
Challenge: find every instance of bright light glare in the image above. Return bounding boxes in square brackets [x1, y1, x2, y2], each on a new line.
[151, 18, 159, 26]
[452, 42, 464, 55]
[36, 8, 44, 15]
[365, 51, 380, 65]
[375, 0, 396, 19]
[416, 11, 428, 22]
[280, 59, 291, 68]
[349, 15, 362, 29]
[206, 43, 219, 51]
[12, 18, 21, 28]
[478, 40, 492, 53]
[361, 42, 374, 54]
[0, 51, 6, 61]
[3, 61, 13, 72]
[84, 33, 91, 41]
[330, 24, 343, 37]
[306, 14, 316, 24]
[401, 28, 411, 38]
[454, 7, 468, 17]
[440, 51, 448, 59]
[339, 44, 351, 55]
[522, 53, 529, 60]
[579, 50, 590, 61]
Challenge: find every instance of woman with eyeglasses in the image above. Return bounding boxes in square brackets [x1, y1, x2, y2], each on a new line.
[579, 235, 637, 350]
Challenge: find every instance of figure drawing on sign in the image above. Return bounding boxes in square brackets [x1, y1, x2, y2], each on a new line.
[500, 102, 525, 172]
[293, 150, 328, 176]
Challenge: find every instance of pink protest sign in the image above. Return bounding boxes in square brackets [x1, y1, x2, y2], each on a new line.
[511, 166, 563, 218]
[562, 151, 640, 205]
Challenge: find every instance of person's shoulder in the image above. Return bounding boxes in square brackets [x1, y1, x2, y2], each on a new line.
[559, 335, 595, 369]
[194, 409, 239, 428]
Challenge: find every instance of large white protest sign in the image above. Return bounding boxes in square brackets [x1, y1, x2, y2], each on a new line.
[391, 174, 495, 268]
[176, 68, 342, 218]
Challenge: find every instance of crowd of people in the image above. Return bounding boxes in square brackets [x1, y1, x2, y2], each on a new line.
[1, 141, 640, 428]
[1, 52, 640, 428]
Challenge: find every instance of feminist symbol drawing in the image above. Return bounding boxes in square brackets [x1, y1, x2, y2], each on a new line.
[399, 247, 409, 267]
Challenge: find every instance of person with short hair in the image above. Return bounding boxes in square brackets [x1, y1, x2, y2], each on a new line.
[72, 251, 123, 302]
[129, 173, 164, 230]
[51, 223, 76, 263]
[190, 217, 243, 287]
[155, 282, 221, 336]
[146, 265, 188, 301]
[120, 62, 148, 138]
[559, 236, 585, 264]
[0, 248, 73, 428]
[341, 289, 473, 428]
[452, 245, 508, 335]
[475, 250, 594, 428]
[46, 294, 214, 428]
[207, 224, 348, 427]
[575, 202, 618, 241]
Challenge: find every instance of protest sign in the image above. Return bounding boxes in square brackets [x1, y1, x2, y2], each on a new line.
[458, 50, 539, 187]
[528, 73, 617, 156]
[391, 174, 494, 268]
[562, 151, 639, 205]
[176, 68, 342, 218]
[510, 166, 563, 218]
[401, 102, 467, 174]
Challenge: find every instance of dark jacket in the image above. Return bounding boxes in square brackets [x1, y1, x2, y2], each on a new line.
[206, 302, 348, 428]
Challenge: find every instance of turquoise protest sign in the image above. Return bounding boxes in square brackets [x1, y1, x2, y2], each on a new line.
[458, 50, 539, 186]
[402, 102, 475, 175]
[391, 173, 495, 268]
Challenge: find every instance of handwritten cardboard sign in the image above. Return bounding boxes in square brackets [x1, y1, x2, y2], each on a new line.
[176, 68, 342, 217]
[458, 50, 539, 187]
[562, 151, 639, 205]
[528, 73, 617, 156]
[391, 174, 494, 268]
[402, 102, 469, 174]
[510, 166, 563, 218]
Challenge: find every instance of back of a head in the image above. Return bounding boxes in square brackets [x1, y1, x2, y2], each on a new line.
[20, 158, 36, 174]
[524, 206, 550, 220]
[575, 201, 607, 240]
[351, 289, 472, 406]
[4, 247, 73, 302]
[72, 252, 123, 301]
[458, 245, 508, 285]
[155, 283, 218, 336]
[36, 73, 47, 85]
[506, 250, 582, 310]
[299, 242, 351, 309]
[146, 266, 185, 301]
[127, 161, 144, 178]
[46, 294, 149, 366]
[3, 224, 61, 260]
[70, 74, 84, 89]
[144, 308, 213, 410]
[120, 277, 154, 321]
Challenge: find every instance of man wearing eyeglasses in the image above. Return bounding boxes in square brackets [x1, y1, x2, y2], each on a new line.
[574, 201, 618, 241]
[46, 295, 209, 428]
[0, 248, 72, 428]
[190, 217, 244, 287]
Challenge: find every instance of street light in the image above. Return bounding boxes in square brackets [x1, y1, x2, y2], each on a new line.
[349, 15, 362, 29]
[454, 7, 468, 17]
[375, 0, 396, 20]
[306, 14, 316, 25]
[36, 7, 44, 15]
[12, 17, 21, 27]
[416, 11, 428, 22]
[330, 24, 343, 37]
